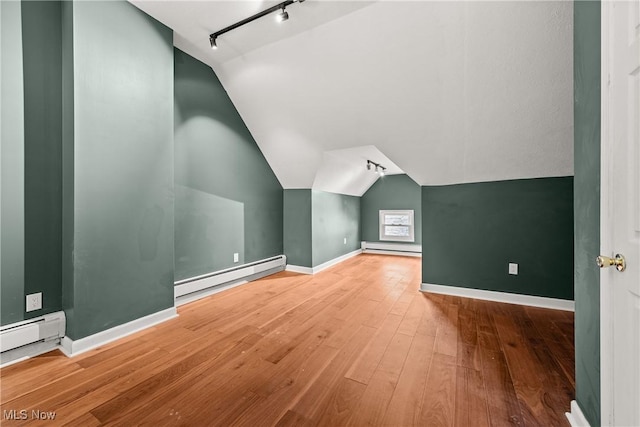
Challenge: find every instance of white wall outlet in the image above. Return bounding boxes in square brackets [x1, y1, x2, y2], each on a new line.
[508, 263, 518, 275]
[234, 253, 239, 263]
[344, 237, 347, 245]
[26, 292, 42, 312]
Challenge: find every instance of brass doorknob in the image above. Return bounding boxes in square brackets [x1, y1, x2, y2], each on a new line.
[596, 254, 626, 272]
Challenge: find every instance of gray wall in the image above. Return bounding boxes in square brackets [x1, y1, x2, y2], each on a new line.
[1, 1, 26, 325]
[284, 190, 360, 268]
[61, 0, 74, 326]
[422, 177, 574, 300]
[283, 190, 312, 268]
[174, 48, 283, 281]
[63, 1, 174, 340]
[22, 0, 63, 320]
[573, 1, 601, 425]
[0, 1, 65, 325]
[361, 174, 422, 244]
[312, 190, 361, 267]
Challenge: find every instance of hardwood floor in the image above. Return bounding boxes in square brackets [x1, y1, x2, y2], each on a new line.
[0, 254, 574, 426]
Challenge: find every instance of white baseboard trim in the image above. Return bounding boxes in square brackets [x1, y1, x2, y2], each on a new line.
[420, 283, 575, 312]
[0, 341, 61, 368]
[59, 307, 177, 357]
[313, 249, 362, 273]
[286, 249, 362, 275]
[566, 400, 591, 427]
[361, 242, 421, 257]
[362, 249, 422, 257]
[175, 255, 285, 298]
[176, 280, 249, 307]
[285, 265, 314, 274]
[361, 241, 422, 252]
[1, 355, 31, 368]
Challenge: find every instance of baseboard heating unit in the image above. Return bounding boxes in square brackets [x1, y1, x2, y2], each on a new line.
[174, 255, 286, 306]
[361, 242, 422, 257]
[1, 311, 66, 366]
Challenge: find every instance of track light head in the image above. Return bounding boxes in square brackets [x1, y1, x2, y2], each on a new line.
[276, 6, 289, 22]
[209, 0, 306, 48]
[367, 159, 386, 176]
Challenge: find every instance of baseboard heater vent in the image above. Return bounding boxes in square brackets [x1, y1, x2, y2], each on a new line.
[361, 242, 422, 257]
[1, 311, 66, 364]
[174, 255, 286, 301]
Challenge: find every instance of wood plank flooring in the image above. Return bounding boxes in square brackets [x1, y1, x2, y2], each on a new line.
[0, 254, 574, 426]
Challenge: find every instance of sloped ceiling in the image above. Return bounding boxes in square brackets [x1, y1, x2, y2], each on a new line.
[313, 146, 404, 196]
[131, 0, 573, 193]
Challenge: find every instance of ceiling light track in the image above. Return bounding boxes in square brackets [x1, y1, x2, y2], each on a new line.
[209, 0, 305, 50]
[367, 160, 386, 176]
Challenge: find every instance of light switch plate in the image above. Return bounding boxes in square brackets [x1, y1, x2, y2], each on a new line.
[508, 263, 518, 275]
[343, 237, 347, 245]
[234, 253, 239, 263]
[26, 292, 42, 312]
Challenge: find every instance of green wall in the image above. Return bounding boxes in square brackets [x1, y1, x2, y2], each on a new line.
[61, 0, 74, 327]
[573, 2, 601, 425]
[0, 1, 65, 325]
[62, 1, 174, 340]
[283, 190, 360, 268]
[174, 48, 283, 281]
[1, 1, 26, 325]
[361, 174, 422, 244]
[312, 190, 361, 266]
[422, 177, 574, 300]
[22, 0, 63, 320]
[283, 190, 312, 268]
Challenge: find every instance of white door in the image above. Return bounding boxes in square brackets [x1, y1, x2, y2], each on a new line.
[600, 1, 640, 425]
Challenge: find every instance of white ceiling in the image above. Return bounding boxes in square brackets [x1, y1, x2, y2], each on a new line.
[131, 0, 574, 193]
[313, 146, 404, 196]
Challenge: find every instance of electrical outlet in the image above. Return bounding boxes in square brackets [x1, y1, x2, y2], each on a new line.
[26, 292, 42, 312]
[234, 253, 239, 263]
[508, 263, 518, 275]
[343, 237, 347, 245]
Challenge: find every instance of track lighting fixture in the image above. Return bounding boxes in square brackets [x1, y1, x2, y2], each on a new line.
[208, 0, 305, 50]
[366, 160, 386, 177]
[276, 6, 289, 22]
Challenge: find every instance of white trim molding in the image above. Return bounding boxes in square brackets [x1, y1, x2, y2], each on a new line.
[379, 210, 415, 242]
[361, 241, 422, 257]
[60, 307, 177, 357]
[421, 283, 575, 312]
[286, 249, 362, 275]
[285, 265, 314, 275]
[599, 3, 614, 424]
[1, 356, 31, 368]
[566, 400, 591, 427]
[175, 255, 285, 298]
[176, 280, 249, 307]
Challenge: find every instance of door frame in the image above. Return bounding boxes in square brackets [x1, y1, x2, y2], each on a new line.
[599, 0, 614, 424]
[599, 0, 612, 422]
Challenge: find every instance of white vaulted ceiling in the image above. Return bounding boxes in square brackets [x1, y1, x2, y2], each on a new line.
[131, 0, 573, 193]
